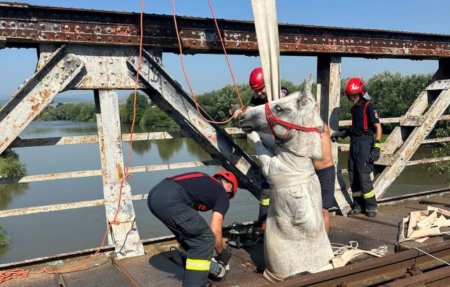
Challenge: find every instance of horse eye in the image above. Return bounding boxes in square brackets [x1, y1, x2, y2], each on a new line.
[275, 105, 282, 112]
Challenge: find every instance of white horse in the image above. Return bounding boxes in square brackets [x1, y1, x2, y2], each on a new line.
[238, 77, 333, 281]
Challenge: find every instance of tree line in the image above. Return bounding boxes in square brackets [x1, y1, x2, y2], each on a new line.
[32, 70, 448, 179]
[33, 71, 437, 127]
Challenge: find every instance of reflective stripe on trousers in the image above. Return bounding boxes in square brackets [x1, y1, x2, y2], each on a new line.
[186, 258, 211, 271]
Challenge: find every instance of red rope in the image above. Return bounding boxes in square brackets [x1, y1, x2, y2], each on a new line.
[207, 0, 244, 108]
[171, 0, 244, 125]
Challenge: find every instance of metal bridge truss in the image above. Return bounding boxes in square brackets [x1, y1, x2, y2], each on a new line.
[0, 3, 449, 258]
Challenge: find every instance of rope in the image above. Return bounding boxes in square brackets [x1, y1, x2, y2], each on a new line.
[413, 247, 450, 266]
[331, 241, 388, 257]
[207, 0, 243, 108]
[332, 241, 359, 256]
[0, 269, 29, 284]
[171, 0, 244, 125]
[0, 0, 146, 281]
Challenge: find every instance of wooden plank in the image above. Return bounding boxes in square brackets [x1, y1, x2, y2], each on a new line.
[379, 126, 404, 155]
[375, 88, 450, 198]
[399, 115, 424, 126]
[426, 79, 450, 90]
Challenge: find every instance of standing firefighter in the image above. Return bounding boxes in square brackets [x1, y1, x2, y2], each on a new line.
[345, 78, 382, 217]
[147, 171, 237, 287]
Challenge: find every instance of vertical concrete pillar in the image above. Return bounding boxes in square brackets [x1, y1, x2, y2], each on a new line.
[316, 56, 352, 214]
[95, 90, 144, 258]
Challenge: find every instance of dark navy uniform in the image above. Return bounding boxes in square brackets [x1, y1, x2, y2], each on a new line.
[147, 172, 230, 287]
[249, 95, 268, 106]
[349, 100, 380, 213]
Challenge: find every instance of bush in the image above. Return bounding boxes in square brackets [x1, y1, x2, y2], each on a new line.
[0, 150, 26, 177]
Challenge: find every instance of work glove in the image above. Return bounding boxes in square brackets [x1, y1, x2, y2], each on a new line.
[370, 142, 382, 163]
[330, 130, 350, 142]
[215, 248, 232, 266]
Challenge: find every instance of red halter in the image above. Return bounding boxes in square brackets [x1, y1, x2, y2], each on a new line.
[265, 103, 321, 140]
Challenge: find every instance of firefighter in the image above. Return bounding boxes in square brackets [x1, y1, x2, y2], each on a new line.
[248, 67, 289, 106]
[147, 170, 237, 287]
[345, 77, 382, 218]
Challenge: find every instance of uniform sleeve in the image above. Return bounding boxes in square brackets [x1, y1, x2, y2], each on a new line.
[367, 103, 380, 124]
[213, 191, 230, 217]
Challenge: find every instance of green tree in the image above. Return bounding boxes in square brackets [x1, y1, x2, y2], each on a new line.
[140, 106, 178, 129]
[367, 72, 431, 118]
[125, 92, 150, 124]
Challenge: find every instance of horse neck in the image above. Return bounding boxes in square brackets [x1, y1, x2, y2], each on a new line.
[276, 145, 315, 173]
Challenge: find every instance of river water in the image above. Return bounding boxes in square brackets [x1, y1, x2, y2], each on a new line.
[0, 121, 448, 264]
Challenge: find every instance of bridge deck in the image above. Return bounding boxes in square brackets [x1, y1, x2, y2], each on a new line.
[2, 193, 450, 287]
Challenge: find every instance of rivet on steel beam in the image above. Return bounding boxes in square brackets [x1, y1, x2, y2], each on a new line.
[1, 21, 6, 27]
[9, 21, 16, 28]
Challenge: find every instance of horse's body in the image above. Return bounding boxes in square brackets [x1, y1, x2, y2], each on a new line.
[238, 78, 333, 280]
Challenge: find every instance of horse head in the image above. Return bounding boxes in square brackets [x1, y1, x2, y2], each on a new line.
[238, 76, 323, 159]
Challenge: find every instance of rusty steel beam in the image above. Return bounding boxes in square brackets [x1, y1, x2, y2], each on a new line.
[1, 2, 450, 58]
[274, 241, 450, 287]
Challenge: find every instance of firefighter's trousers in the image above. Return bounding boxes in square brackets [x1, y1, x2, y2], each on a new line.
[148, 179, 215, 287]
[348, 135, 378, 212]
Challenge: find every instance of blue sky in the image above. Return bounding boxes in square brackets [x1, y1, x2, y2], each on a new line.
[1, 0, 449, 100]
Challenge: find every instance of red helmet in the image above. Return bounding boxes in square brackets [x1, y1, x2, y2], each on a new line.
[249, 67, 265, 91]
[345, 77, 367, 95]
[214, 170, 238, 197]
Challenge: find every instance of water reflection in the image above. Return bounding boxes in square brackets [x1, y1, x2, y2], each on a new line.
[130, 141, 152, 155]
[0, 184, 29, 210]
[154, 139, 184, 161]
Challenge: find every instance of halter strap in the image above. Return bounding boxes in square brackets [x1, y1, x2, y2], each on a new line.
[264, 103, 321, 140]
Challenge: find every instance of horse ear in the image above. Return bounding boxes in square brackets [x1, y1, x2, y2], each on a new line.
[297, 75, 315, 107]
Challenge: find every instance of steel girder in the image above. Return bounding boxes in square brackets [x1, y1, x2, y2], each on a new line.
[1, 2, 450, 59]
[127, 50, 264, 199]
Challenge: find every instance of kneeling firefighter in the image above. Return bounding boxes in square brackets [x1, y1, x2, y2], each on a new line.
[147, 170, 237, 287]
